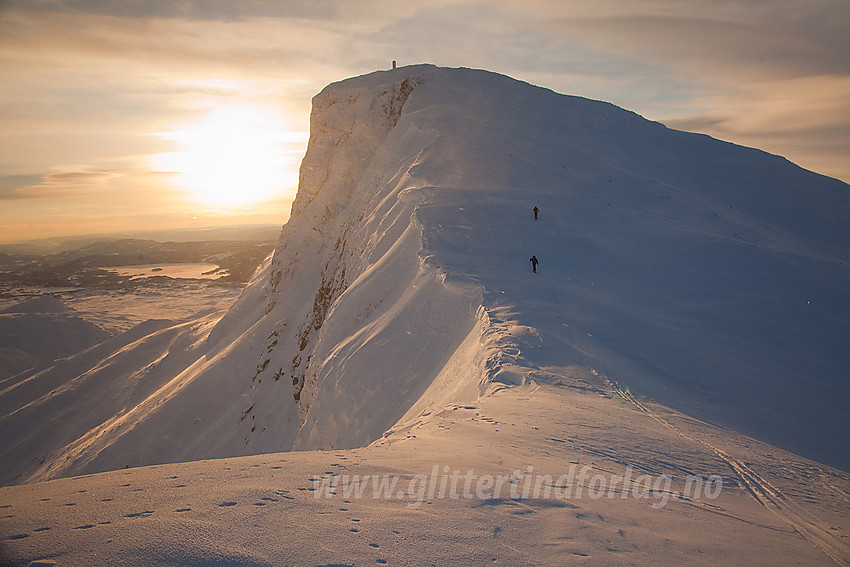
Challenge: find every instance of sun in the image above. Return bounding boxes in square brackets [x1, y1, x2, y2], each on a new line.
[154, 106, 304, 208]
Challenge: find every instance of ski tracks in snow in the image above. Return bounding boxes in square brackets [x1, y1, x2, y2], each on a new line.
[615, 384, 850, 566]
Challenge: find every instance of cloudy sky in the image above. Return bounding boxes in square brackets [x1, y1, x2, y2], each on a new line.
[1, 0, 848, 243]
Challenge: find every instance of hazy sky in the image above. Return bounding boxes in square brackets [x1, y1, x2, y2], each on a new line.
[1, 0, 848, 243]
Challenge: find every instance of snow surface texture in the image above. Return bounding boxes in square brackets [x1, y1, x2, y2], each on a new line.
[1, 64, 849, 488]
[2, 383, 849, 565]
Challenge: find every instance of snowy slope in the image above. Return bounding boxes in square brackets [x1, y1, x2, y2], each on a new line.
[1, 65, 849, 490]
[2, 383, 849, 566]
[0, 296, 110, 381]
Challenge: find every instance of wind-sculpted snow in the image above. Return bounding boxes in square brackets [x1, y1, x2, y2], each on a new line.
[1, 65, 849, 488]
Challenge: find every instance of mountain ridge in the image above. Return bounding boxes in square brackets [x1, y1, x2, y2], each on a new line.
[1, 64, 848, 487]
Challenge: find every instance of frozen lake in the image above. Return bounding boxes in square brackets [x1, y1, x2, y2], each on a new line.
[104, 263, 226, 280]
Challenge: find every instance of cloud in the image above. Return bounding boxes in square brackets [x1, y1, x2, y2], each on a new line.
[514, 0, 848, 87]
[0, 0, 366, 22]
[0, 9, 303, 75]
[5, 165, 123, 200]
[662, 73, 850, 181]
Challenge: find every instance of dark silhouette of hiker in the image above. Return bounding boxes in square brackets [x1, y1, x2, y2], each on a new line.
[533, 206, 539, 221]
[530, 255, 539, 273]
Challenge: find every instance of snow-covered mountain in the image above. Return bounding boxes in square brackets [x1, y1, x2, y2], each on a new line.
[2, 64, 849, 489]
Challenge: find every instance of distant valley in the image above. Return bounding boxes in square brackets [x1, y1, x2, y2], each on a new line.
[0, 225, 279, 294]
[0, 224, 280, 380]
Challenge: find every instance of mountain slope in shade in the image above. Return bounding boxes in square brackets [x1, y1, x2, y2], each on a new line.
[0, 296, 109, 381]
[1, 65, 849, 490]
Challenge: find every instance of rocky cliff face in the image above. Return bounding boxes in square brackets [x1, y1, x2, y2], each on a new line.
[241, 67, 498, 452]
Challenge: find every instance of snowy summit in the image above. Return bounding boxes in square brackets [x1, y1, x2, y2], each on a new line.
[2, 65, 849, 566]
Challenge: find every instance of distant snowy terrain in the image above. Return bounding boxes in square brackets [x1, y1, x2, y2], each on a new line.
[0, 296, 109, 380]
[1, 64, 849, 565]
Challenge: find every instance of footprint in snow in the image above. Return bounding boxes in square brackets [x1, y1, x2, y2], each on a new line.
[124, 511, 154, 518]
[218, 501, 237, 507]
[275, 490, 295, 500]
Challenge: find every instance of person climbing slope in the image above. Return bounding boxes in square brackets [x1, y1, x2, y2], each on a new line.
[533, 206, 539, 221]
[529, 255, 539, 273]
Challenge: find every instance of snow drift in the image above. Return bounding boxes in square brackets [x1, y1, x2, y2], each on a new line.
[2, 64, 849, 486]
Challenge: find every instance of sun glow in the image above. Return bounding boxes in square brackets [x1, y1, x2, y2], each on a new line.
[153, 106, 305, 208]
